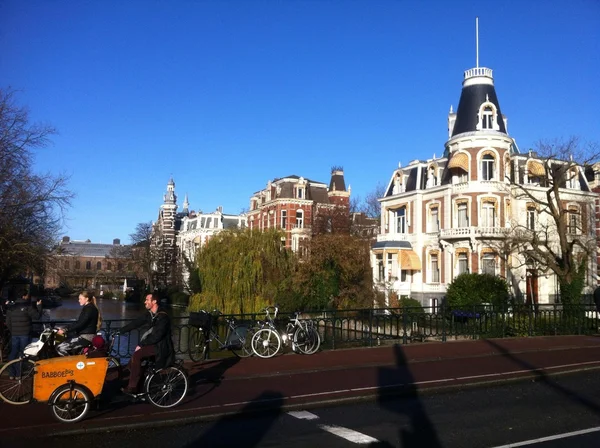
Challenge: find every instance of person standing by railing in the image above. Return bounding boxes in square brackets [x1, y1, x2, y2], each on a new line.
[5, 293, 42, 379]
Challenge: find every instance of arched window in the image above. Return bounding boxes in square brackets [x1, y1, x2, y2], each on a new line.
[107, 262, 112, 271]
[457, 202, 469, 228]
[85, 261, 91, 270]
[476, 98, 499, 131]
[481, 154, 495, 180]
[457, 253, 469, 275]
[430, 253, 440, 283]
[96, 261, 102, 270]
[481, 201, 496, 227]
[481, 253, 496, 275]
[75, 260, 81, 269]
[427, 166, 437, 187]
[526, 205, 536, 230]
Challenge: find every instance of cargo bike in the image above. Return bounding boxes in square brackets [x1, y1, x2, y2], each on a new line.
[0, 341, 189, 423]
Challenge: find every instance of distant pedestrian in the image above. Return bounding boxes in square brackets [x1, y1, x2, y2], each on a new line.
[6, 293, 42, 379]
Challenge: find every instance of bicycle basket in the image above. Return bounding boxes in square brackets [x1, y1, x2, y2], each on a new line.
[189, 311, 211, 329]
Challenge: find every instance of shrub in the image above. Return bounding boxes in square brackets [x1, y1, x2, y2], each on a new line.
[446, 273, 509, 310]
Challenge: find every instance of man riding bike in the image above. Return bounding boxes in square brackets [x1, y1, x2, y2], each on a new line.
[118, 292, 175, 394]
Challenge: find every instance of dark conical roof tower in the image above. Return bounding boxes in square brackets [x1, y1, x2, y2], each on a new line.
[450, 67, 507, 137]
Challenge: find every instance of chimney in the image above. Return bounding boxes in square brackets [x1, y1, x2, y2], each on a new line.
[113, 238, 121, 245]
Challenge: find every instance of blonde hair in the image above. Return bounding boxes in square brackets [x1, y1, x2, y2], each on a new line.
[83, 291, 103, 332]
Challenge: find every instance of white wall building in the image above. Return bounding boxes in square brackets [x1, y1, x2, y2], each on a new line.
[373, 65, 597, 308]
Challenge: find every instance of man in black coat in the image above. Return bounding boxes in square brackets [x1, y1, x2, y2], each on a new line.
[6, 294, 42, 379]
[119, 292, 175, 394]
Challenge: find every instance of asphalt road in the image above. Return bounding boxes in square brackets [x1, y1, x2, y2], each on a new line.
[7, 369, 600, 448]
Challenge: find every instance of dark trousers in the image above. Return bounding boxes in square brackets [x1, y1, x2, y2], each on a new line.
[8, 335, 31, 376]
[127, 345, 156, 391]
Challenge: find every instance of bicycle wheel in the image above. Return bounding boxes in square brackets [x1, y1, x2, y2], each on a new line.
[228, 325, 253, 358]
[188, 327, 207, 362]
[145, 366, 188, 408]
[251, 328, 281, 359]
[0, 358, 35, 405]
[294, 325, 321, 355]
[50, 383, 91, 423]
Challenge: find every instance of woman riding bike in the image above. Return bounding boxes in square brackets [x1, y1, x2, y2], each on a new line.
[56, 291, 102, 356]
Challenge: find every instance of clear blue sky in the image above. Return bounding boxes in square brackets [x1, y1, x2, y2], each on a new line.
[1, 0, 599, 244]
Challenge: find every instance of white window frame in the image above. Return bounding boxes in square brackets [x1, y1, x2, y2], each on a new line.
[457, 203, 469, 228]
[396, 207, 407, 234]
[457, 253, 469, 275]
[481, 254, 496, 276]
[430, 254, 440, 283]
[481, 202, 496, 227]
[429, 206, 439, 232]
[296, 209, 304, 229]
[281, 210, 287, 229]
[481, 154, 495, 181]
[527, 208, 536, 230]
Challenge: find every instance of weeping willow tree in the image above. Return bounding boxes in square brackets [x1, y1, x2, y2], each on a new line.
[284, 233, 375, 311]
[188, 228, 296, 315]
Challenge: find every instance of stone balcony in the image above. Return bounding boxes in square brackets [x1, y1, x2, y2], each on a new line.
[440, 226, 509, 239]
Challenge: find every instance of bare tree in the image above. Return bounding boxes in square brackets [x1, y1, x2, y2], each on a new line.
[489, 137, 600, 305]
[0, 88, 73, 290]
[354, 183, 386, 222]
[129, 221, 155, 291]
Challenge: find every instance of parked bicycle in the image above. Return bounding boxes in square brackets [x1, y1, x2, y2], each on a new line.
[281, 311, 321, 355]
[188, 310, 253, 362]
[251, 306, 283, 359]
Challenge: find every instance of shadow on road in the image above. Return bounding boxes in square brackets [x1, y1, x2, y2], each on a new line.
[182, 390, 284, 448]
[483, 338, 600, 415]
[189, 357, 240, 387]
[371, 344, 443, 447]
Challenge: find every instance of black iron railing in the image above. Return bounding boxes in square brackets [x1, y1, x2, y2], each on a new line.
[33, 304, 600, 361]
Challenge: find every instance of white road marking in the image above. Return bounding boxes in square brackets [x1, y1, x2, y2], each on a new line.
[319, 424, 380, 444]
[488, 425, 600, 447]
[287, 410, 319, 420]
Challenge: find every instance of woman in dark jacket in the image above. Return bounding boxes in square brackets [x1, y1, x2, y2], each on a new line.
[56, 291, 101, 356]
[119, 292, 175, 394]
[6, 294, 42, 378]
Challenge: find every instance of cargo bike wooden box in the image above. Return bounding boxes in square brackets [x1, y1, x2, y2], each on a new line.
[34, 354, 108, 423]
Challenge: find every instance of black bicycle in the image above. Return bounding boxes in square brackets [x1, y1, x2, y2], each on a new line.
[188, 310, 253, 362]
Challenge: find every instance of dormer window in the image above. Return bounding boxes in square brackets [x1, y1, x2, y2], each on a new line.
[297, 186, 305, 199]
[476, 97, 500, 131]
[566, 168, 579, 189]
[427, 166, 438, 187]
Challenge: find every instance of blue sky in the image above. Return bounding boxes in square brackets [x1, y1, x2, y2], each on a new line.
[1, 0, 599, 244]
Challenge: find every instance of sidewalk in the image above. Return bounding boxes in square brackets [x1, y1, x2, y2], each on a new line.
[2, 335, 600, 438]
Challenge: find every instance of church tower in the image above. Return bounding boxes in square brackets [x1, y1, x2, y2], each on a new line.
[159, 177, 178, 246]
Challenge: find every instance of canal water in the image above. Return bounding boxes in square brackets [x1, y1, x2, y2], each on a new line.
[43, 297, 189, 322]
[40, 297, 192, 361]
